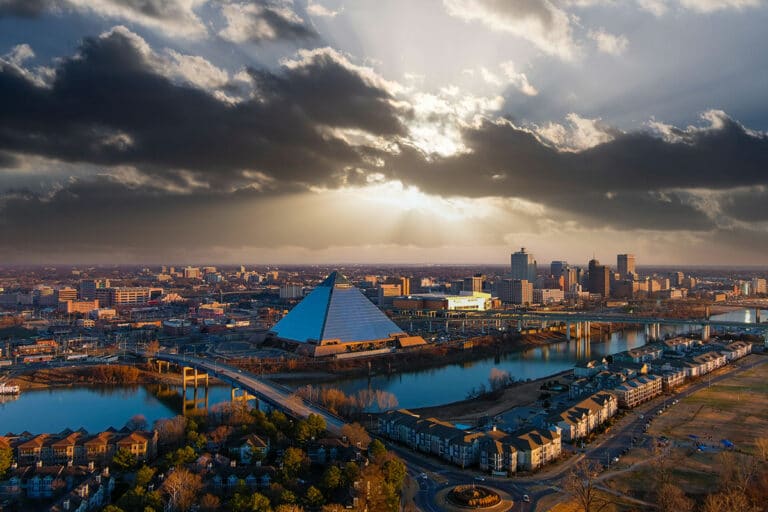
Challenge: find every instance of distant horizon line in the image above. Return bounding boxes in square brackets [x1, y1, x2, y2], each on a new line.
[3, 262, 768, 270]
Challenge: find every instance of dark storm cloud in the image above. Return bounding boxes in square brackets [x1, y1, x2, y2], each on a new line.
[0, 177, 270, 248]
[0, 0, 55, 18]
[109, 0, 195, 20]
[380, 115, 768, 230]
[249, 51, 409, 135]
[719, 188, 768, 222]
[217, 1, 318, 43]
[0, 0, 196, 20]
[253, 5, 317, 41]
[0, 151, 17, 167]
[0, 28, 406, 187]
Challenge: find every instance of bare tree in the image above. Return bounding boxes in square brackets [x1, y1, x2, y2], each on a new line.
[200, 493, 221, 512]
[125, 414, 148, 431]
[154, 416, 186, 447]
[717, 452, 758, 494]
[489, 368, 512, 392]
[563, 459, 612, 512]
[147, 339, 160, 355]
[754, 437, 768, 461]
[649, 445, 675, 487]
[162, 468, 203, 512]
[341, 422, 371, 449]
[656, 483, 693, 512]
[209, 425, 233, 448]
[702, 490, 761, 512]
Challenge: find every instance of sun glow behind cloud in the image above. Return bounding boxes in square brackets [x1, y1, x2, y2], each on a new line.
[333, 180, 498, 221]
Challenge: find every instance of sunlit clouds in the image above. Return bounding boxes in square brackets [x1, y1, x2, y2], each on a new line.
[0, 0, 767, 264]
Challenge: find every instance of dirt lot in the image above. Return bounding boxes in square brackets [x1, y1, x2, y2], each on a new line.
[602, 355, 768, 501]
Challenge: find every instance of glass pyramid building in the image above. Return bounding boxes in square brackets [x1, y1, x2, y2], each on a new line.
[270, 272, 406, 354]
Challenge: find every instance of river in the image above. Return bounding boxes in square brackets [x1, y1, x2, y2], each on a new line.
[0, 384, 234, 434]
[1, 308, 763, 431]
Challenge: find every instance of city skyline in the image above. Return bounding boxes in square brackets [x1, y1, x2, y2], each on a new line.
[1, 1, 768, 264]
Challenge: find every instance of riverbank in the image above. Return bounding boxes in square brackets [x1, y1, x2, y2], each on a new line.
[269, 329, 572, 386]
[9, 364, 185, 390]
[409, 369, 572, 424]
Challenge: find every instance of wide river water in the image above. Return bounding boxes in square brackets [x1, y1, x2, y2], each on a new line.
[1, 308, 763, 432]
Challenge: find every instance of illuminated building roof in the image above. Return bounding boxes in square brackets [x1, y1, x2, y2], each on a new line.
[270, 271, 405, 344]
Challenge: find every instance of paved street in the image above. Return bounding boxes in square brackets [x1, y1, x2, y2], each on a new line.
[390, 354, 767, 511]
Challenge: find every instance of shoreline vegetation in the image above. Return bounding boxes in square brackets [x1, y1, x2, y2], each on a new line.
[10, 365, 184, 391]
[258, 327, 581, 383]
[9, 329, 554, 391]
[6, 329, 582, 420]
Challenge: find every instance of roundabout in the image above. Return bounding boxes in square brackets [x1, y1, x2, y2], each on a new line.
[434, 484, 515, 512]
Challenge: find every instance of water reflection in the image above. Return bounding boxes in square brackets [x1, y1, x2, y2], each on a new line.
[326, 323, 690, 409]
[0, 384, 233, 434]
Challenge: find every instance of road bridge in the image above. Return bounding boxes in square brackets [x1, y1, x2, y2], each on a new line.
[392, 309, 768, 342]
[147, 352, 347, 436]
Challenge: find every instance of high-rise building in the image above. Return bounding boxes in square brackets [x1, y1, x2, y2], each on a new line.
[550, 261, 567, 278]
[588, 259, 610, 298]
[463, 274, 484, 293]
[564, 267, 578, 292]
[617, 254, 636, 279]
[495, 279, 514, 303]
[751, 278, 767, 295]
[511, 248, 537, 282]
[399, 277, 420, 296]
[79, 279, 110, 300]
[511, 280, 533, 305]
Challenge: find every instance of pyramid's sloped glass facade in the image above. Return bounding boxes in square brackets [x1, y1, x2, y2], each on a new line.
[323, 287, 405, 342]
[270, 285, 331, 343]
[270, 272, 405, 344]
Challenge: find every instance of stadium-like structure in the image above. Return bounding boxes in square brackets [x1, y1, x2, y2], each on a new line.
[269, 271, 426, 357]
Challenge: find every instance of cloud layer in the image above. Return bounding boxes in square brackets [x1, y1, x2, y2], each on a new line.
[0, 0, 767, 263]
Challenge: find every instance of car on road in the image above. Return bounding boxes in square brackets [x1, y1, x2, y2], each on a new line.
[474, 476, 486, 481]
[612, 456, 620, 463]
[522, 495, 531, 503]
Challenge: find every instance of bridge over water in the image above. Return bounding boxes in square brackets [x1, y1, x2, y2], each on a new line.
[147, 352, 347, 436]
[391, 309, 768, 341]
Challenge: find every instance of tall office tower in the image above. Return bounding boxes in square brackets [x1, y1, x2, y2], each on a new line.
[511, 247, 537, 282]
[463, 274, 484, 293]
[495, 279, 514, 303]
[617, 254, 636, 279]
[564, 267, 578, 292]
[511, 280, 533, 305]
[588, 259, 610, 298]
[400, 277, 411, 296]
[550, 261, 567, 278]
[671, 271, 684, 287]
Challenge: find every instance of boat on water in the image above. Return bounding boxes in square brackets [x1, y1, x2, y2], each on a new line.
[0, 383, 20, 395]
